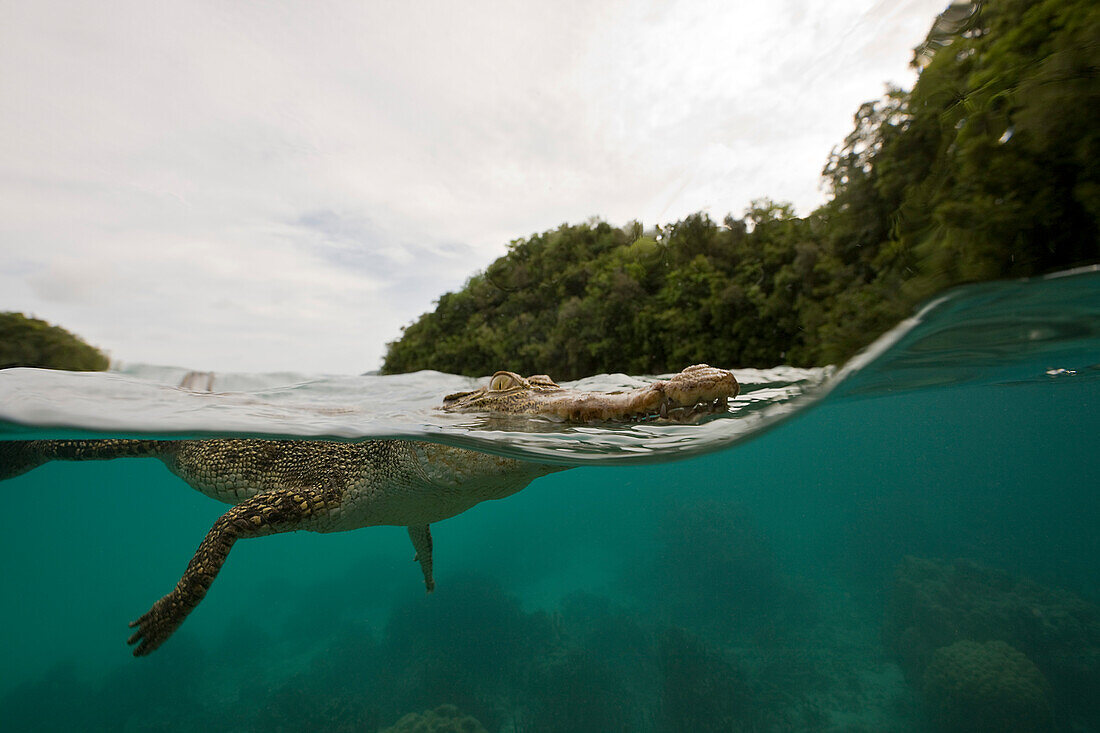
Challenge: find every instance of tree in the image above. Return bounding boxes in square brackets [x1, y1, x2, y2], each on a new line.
[0, 312, 110, 371]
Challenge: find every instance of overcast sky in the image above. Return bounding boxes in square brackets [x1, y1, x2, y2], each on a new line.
[0, 0, 947, 374]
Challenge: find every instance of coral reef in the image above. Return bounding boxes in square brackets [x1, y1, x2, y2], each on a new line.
[885, 556, 1100, 729]
[0, 556, 986, 733]
[380, 704, 487, 733]
[921, 640, 1052, 733]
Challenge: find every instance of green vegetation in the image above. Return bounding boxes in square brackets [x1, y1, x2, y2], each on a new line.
[0, 312, 109, 371]
[383, 0, 1100, 378]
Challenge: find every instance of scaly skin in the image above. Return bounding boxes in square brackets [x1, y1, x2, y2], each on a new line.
[0, 364, 736, 655]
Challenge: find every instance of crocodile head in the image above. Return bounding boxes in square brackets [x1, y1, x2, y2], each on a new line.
[441, 363, 738, 422]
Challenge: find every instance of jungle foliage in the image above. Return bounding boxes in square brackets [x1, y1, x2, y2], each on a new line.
[383, 0, 1100, 379]
[0, 312, 110, 371]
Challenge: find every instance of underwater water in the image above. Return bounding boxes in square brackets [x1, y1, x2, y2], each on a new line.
[0, 267, 1098, 732]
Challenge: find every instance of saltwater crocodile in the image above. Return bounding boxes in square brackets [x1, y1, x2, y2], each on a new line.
[0, 364, 737, 656]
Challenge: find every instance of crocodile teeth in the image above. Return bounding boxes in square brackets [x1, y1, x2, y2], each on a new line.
[659, 400, 669, 419]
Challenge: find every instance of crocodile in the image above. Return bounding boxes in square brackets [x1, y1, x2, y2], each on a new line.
[0, 364, 737, 656]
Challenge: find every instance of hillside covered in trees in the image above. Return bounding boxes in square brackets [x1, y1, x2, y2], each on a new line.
[383, 0, 1099, 379]
[0, 312, 110, 371]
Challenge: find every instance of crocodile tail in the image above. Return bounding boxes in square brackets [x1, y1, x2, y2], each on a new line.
[0, 439, 165, 481]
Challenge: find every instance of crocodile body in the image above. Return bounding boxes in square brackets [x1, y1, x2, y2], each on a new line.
[0, 364, 737, 655]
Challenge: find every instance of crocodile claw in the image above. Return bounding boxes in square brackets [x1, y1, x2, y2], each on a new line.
[127, 592, 186, 657]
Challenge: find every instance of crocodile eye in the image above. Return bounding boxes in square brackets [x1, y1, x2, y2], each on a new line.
[489, 373, 516, 391]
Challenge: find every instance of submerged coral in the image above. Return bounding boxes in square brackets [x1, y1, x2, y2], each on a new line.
[885, 556, 1100, 729]
[380, 704, 488, 733]
[921, 640, 1052, 733]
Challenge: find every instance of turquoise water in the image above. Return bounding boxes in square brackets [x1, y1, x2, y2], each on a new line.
[1, 268, 1098, 731]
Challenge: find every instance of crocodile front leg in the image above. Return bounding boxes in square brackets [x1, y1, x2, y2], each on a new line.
[127, 482, 339, 656]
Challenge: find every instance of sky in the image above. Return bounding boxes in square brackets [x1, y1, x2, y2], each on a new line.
[0, 0, 948, 374]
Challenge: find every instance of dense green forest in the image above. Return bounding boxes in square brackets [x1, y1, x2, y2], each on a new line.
[382, 0, 1099, 379]
[0, 312, 110, 371]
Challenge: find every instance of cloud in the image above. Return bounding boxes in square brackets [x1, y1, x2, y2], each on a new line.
[0, 0, 946, 373]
